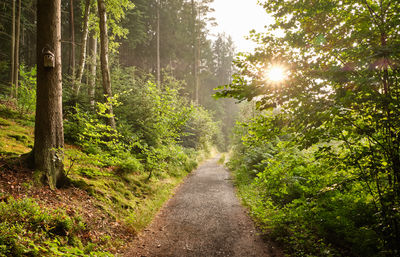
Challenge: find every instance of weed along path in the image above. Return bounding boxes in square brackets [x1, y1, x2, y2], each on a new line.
[122, 156, 282, 257]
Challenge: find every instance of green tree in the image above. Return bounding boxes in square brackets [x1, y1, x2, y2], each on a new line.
[217, 0, 400, 251]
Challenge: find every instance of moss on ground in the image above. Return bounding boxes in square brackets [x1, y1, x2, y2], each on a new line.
[0, 104, 197, 254]
[0, 123, 33, 156]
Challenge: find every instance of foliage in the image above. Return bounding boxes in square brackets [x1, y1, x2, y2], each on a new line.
[1, 0, 233, 254]
[15, 65, 36, 115]
[64, 102, 143, 171]
[111, 67, 191, 147]
[218, 0, 400, 255]
[0, 197, 112, 257]
[229, 110, 383, 256]
[180, 105, 222, 151]
[0, 105, 200, 253]
[64, 67, 212, 178]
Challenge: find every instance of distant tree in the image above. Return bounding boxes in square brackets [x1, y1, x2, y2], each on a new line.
[11, 0, 21, 98]
[10, 0, 15, 92]
[69, 0, 75, 79]
[88, 33, 97, 108]
[97, 0, 116, 129]
[74, 0, 92, 96]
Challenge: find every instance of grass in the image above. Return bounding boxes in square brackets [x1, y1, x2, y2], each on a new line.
[67, 155, 189, 233]
[0, 116, 33, 156]
[217, 153, 226, 165]
[0, 103, 198, 254]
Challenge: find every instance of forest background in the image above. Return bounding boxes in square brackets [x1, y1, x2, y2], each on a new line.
[1, 0, 400, 256]
[0, 0, 238, 255]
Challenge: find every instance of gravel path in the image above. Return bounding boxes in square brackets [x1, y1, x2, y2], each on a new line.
[122, 156, 283, 257]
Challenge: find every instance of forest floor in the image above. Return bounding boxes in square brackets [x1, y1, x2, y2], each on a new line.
[0, 158, 136, 254]
[122, 156, 284, 257]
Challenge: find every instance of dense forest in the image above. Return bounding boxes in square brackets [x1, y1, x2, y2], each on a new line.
[0, 0, 238, 255]
[0, 0, 238, 185]
[1, 0, 400, 256]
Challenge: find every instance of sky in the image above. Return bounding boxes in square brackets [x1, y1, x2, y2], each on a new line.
[208, 0, 274, 53]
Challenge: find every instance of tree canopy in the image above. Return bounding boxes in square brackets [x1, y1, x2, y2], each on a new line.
[217, 0, 400, 255]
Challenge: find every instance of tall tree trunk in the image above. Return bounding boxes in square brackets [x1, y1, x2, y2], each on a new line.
[191, 0, 198, 104]
[74, 0, 91, 96]
[35, 0, 66, 189]
[156, 0, 161, 86]
[88, 33, 97, 108]
[10, 0, 15, 93]
[69, 0, 76, 82]
[97, 0, 116, 129]
[196, 7, 201, 104]
[12, 0, 21, 98]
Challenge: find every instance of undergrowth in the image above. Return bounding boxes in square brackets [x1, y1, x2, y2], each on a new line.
[0, 102, 205, 254]
[0, 196, 111, 257]
[229, 111, 387, 257]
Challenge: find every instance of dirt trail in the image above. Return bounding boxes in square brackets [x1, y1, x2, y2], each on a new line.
[122, 156, 283, 257]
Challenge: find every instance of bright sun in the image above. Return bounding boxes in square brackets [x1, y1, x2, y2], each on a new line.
[266, 66, 287, 82]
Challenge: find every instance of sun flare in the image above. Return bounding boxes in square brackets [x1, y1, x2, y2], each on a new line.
[266, 66, 287, 83]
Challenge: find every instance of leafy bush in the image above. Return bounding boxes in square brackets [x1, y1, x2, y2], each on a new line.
[16, 65, 36, 115]
[229, 109, 387, 256]
[180, 105, 222, 151]
[64, 67, 220, 180]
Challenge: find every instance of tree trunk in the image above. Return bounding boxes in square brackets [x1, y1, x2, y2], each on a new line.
[156, 0, 161, 86]
[88, 33, 97, 108]
[74, 0, 91, 96]
[35, 0, 66, 189]
[196, 7, 201, 104]
[69, 0, 76, 82]
[10, 0, 15, 93]
[97, 0, 116, 129]
[12, 0, 21, 98]
[191, 0, 198, 104]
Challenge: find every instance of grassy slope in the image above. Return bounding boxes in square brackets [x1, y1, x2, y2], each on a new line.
[0, 104, 197, 256]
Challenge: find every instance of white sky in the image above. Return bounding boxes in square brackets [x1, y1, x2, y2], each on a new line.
[207, 0, 274, 53]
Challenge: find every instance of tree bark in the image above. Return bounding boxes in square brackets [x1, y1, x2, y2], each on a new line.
[88, 33, 97, 108]
[156, 0, 161, 86]
[69, 0, 76, 81]
[74, 0, 92, 96]
[196, 6, 201, 104]
[35, 0, 66, 189]
[10, 0, 15, 93]
[191, 0, 198, 104]
[12, 0, 21, 98]
[97, 0, 116, 129]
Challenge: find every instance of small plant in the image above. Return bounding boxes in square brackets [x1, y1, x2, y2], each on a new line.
[218, 154, 226, 165]
[15, 65, 36, 115]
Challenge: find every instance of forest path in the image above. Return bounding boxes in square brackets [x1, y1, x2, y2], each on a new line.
[122, 156, 282, 257]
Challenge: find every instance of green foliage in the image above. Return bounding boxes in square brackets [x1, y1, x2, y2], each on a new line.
[0, 197, 111, 257]
[64, 67, 212, 181]
[16, 65, 36, 115]
[217, 153, 225, 165]
[180, 105, 222, 151]
[219, 0, 400, 255]
[229, 108, 387, 256]
[111, 67, 193, 148]
[64, 102, 142, 169]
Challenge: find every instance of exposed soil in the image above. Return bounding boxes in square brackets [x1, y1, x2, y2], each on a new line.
[122, 156, 283, 257]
